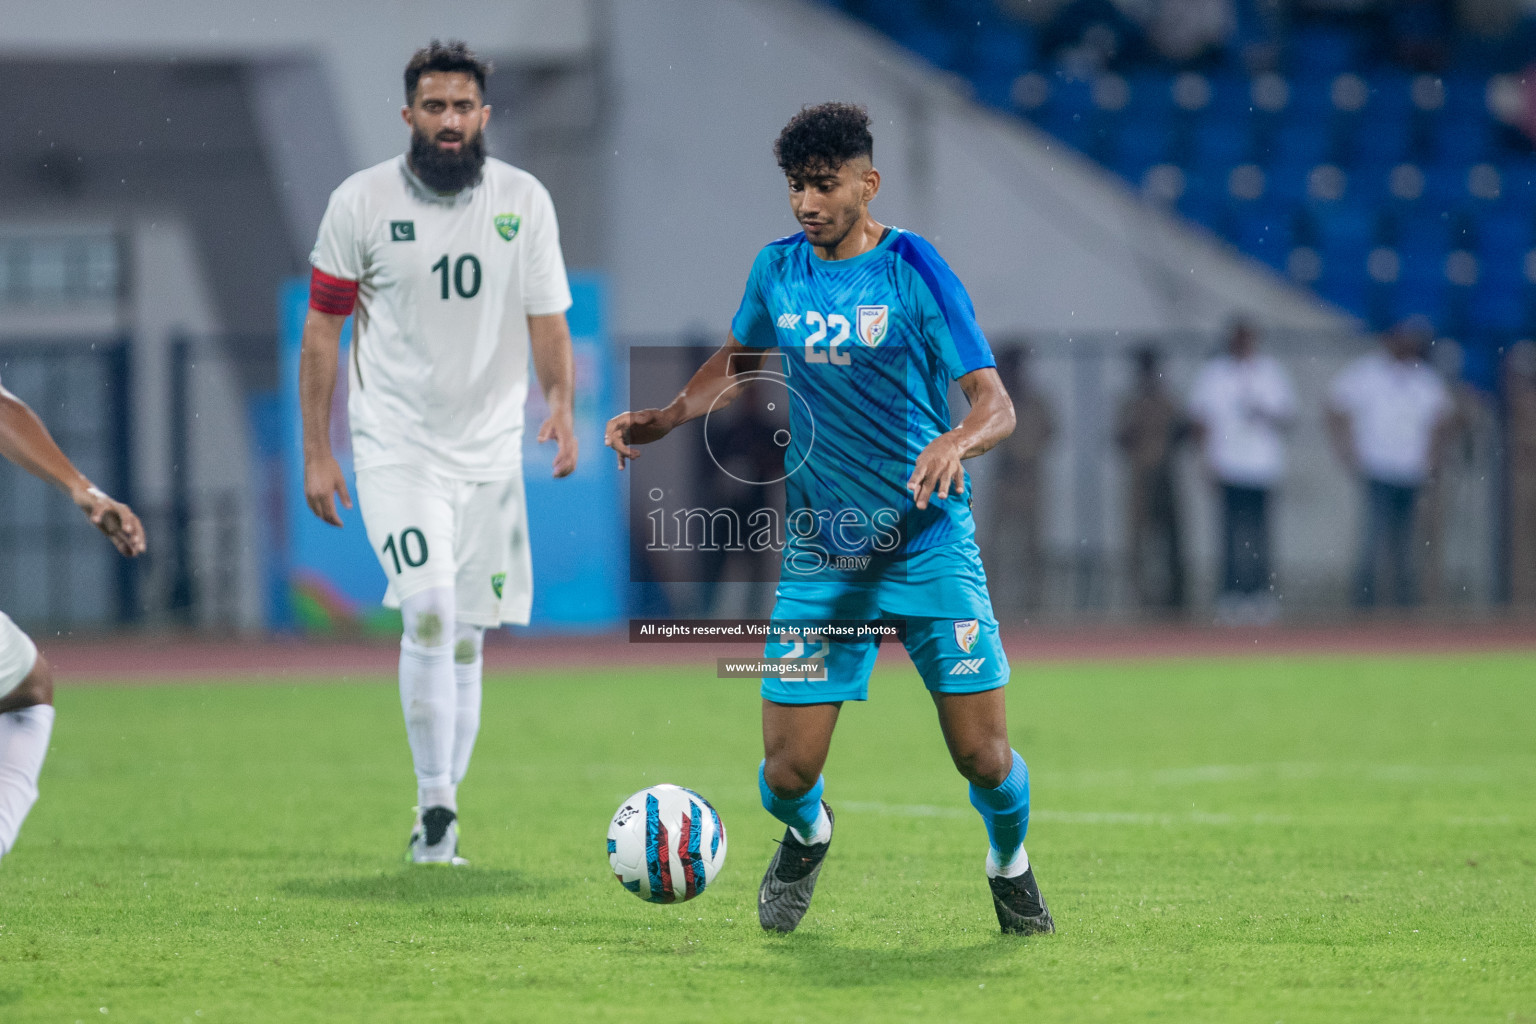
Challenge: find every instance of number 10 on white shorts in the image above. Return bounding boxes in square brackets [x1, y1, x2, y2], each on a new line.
[354, 464, 533, 628]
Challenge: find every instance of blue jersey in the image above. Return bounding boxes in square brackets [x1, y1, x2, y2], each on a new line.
[729, 227, 996, 561]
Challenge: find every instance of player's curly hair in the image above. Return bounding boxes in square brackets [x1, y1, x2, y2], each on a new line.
[774, 102, 874, 176]
[405, 40, 492, 104]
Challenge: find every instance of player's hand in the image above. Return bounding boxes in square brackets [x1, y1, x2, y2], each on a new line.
[538, 409, 579, 479]
[907, 433, 966, 511]
[304, 452, 353, 527]
[72, 485, 147, 557]
[604, 409, 674, 470]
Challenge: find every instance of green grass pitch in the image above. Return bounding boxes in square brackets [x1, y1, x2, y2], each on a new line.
[1, 651, 1532, 1022]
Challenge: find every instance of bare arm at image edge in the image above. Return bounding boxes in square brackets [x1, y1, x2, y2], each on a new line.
[0, 383, 146, 556]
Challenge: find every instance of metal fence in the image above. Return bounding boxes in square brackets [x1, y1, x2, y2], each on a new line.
[0, 336, 251, 633]
[0, 338, 135, 626]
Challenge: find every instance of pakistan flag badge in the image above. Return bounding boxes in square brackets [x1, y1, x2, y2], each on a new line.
[491, 573, 506, 599]
[494, 213, 521, 241]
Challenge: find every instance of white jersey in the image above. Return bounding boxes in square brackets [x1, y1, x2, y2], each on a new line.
[1187, 353, 1296, 488]
[310, 155, 572, 479]
[1329, 351, 1451, 486]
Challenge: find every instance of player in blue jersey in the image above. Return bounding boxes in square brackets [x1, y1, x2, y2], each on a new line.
[604, 103, 1052, 936]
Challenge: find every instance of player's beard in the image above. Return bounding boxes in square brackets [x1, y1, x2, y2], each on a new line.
[409, 128, 486, 194]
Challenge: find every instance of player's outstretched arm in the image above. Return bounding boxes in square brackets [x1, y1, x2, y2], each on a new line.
[0, 383, 146, 556]
[529, 312, 579, 479]
[299, 308, 353, 527]
[907, 366, 1016, 511]
[604, 337, 765, 470]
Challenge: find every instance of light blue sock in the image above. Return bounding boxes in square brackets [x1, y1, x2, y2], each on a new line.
[968, 750, 1030, 865]
[759, 760, 825, 838]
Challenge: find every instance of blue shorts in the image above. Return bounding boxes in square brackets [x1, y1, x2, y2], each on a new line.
[761, 537, 1008, 704]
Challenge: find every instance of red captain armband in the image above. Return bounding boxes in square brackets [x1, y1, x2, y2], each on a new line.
[309, 267, 358, 316]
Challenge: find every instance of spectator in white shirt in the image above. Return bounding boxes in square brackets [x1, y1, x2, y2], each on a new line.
[1327, 319, 1453, 608]
[1188, 319, 1296, 623]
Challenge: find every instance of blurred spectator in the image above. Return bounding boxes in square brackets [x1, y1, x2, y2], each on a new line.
[1506, 341, 1536, 607]
[986, 347, 1056, 614]
[1419, 340, 1489, 605]
[1187, 319, 1296, 624]
[1487, 67, 1536, 150]
[1116, 346, 1188, 612]
[1038, 0, 1150, 71]
[1327, 319, 1454, 608]
[1149, 0, 1237, 66]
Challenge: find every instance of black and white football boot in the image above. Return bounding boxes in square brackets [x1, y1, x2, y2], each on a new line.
[988, 860, 1055, 935]
[758, 802, 834, 933]
[406, 805, 469, 866]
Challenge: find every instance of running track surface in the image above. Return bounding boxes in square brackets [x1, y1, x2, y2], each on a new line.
[39, 619, 1536, 684]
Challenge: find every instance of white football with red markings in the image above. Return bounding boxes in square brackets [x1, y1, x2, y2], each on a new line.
[607, 784, 727, 903]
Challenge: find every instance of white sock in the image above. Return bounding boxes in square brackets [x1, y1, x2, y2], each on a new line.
[400, 637, 456, 812]
[451, 625, 484, 788]
[986, 844, 1030, 879]
[0, 704, 55, 860]
[789, 803, 832, 846]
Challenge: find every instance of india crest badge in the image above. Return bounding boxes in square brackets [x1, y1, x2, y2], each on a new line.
[856, 304, 889, 347]
[953, 618, 980, 654]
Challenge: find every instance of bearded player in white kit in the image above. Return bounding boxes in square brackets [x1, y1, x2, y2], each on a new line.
[0, 375, 145, 864]
[300, 41, 577, 864]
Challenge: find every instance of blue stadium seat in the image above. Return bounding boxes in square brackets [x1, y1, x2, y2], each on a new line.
[865, 0, 924, 40]
[1206, 73, 1250, 117]
[1041, 77, 1097, 150]
[1263, 161, 1312, 205]
[968, 26, 1036, 108]
[1318, 256, 1372, 312]
[1434, 119, 1492, 165]
[1347, 161, 1395, 205]
[1392, 209, 1454, 253]
[1263, 123, 1330, 169]
[1469, 280, 1530, 332]
[1287, 76, 1334, 120]
[1420, 163, 1469, 208]
[1313, 199, 1378, 253]
[1288, 26, 1362, 76]
[1189, 115, 1253, 168]
[1111, 118, 1172, 180]
[1392, 280, 1449, 325]
[1177, 171, 1227, 227]
[1503, 159, 1536, 210]
[1442, 72, 1490, 121]
[1124, 72, 1174, 121]
[1227, 205, 1294, 269]
[1351, 114, 1413, 168]
[1477, 218, 1532, 259]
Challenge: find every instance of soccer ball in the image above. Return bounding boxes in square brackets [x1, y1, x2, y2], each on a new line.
[607, 784, 727, 903]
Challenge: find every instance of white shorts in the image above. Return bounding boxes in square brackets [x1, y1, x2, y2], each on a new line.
[354, 464, 533, 628]
[0, 611, 39, 698]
